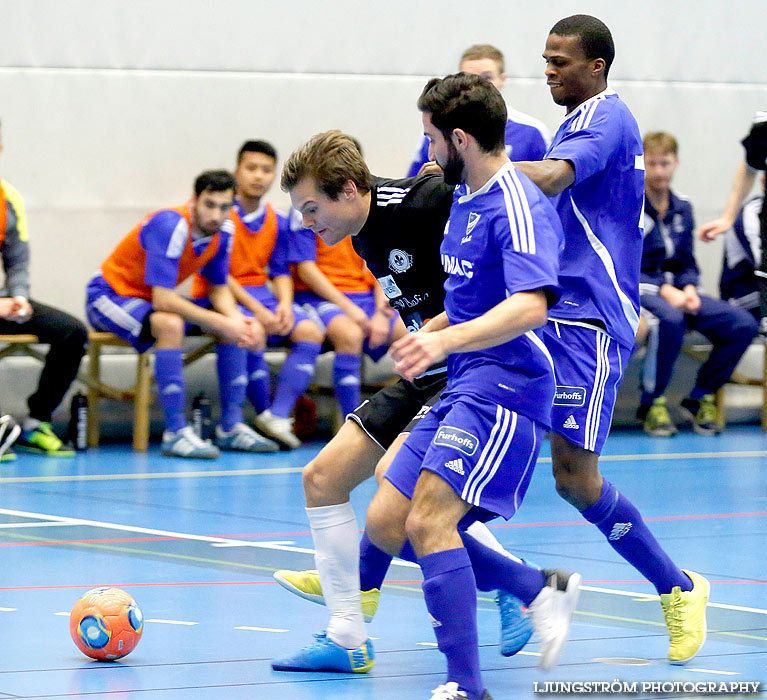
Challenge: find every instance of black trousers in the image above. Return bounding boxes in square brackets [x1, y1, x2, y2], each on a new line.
[759, 201, 767, 320]
[0, 300, 87, 422]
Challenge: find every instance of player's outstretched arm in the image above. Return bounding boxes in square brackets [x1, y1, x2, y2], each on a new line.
[391, 290, 548, 381]
[699, 160, 758, 241]
[513, 159, 575, 197]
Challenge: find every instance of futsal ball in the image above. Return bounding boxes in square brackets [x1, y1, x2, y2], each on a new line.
[69, 587, 144, 660]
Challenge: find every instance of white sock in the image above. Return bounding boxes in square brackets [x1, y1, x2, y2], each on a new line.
[465, 521, 523, 563]
[306, 502, 366, 648]
[22, 416, 41, 432]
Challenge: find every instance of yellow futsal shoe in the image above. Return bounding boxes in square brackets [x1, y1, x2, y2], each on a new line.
[273, 569, 380, 623]
[660, 569, 710, 664]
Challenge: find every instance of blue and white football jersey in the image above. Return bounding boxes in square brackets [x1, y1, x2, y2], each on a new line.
[440, 162, 563, 428]
[545, 88, 644, 350]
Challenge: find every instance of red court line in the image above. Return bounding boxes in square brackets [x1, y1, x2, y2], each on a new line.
[1, 579, 764, 592]
[0, 510, 763, 550]
[220, 510, 767, 535]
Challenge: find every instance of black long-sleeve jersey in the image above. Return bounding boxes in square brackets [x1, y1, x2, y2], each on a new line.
[352, 174, 454, 335]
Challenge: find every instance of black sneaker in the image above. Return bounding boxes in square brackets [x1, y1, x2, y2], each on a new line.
[680, 395, 722, 435]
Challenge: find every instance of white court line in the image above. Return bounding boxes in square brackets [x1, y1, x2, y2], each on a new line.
[0, 507, 762, 613]
[210, 541, 296, 548]
[0, 507, 421, 568]
[0, 521, 75, 529]
[2, 450, 767, 485]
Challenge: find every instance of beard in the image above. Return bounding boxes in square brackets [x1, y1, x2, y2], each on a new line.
[441, 143, 465, 186]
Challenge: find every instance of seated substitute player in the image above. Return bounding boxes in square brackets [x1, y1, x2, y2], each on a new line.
[1, 119, 87, 457]
[270, 130, 536, 674]
[700, 111, 767, 335]
[407, 43, 550, 176]
[289, 221, 398, 420]
[509, 15, 709, 663]
[86, 170, 261, 459]
[720, 190, 764, 318]
[191, 140, 323, 450]
[637, 131, 757, 437]
[365, 74, 579, 699]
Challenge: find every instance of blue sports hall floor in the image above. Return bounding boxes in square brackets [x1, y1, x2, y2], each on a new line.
[0, 426, 765, 699]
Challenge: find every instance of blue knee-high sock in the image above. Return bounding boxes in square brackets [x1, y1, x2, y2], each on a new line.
[582, 480, 692, 594]
[459, 531, 546, 606]
[246, 352, 271, 414]
[333, 352, 362, 418]
[271, 342, 321, 417]
[216, 344, 247, 431]
[359, 531, 394, 591]
[154, 349, 186, 433]
[420, 549, 484, 700]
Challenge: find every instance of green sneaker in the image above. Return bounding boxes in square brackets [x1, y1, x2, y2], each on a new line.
[661, 569, 710, 664]
[15, 422, 75, 456]
[640, 397, 677, 437]
[680, 395, 722, 436]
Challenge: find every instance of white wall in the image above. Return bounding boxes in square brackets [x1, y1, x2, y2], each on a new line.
[1, 0, 766, 316]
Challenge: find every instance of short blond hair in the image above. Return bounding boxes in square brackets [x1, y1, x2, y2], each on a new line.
[643, 131, 678, 156]
[459, 44, 505, 73]
[281, 130, 372, 199]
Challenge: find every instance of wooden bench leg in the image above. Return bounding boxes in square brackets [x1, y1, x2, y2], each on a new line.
[86, 341, 102, 447]
[133, 351, 152, 451]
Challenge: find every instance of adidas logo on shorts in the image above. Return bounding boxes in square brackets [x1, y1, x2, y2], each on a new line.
[609, 522, 633, 540]
[444, 458, 465, 475]
[563, 414, 579, 429]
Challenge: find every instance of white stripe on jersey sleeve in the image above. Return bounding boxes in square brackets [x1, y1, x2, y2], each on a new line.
[744, 196, 764, 266]
[377, 187, 410, 207]
[580, 96, 605, 130]
[507, 169, 536, 254]
[497, 175, 522, 252]
[166, 217, 189, 259]
[498, 175, 527, 253]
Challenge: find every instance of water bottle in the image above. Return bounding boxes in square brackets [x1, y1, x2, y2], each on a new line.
[69, 392, 88, 451]
[191, 393, 212, 440]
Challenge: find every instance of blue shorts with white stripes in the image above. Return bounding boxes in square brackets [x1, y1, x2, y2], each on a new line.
[294, 289, 397, 361]
[544, 319, 632, 454]
[86, 275, 155, 353]
[384, 393, 545, 521]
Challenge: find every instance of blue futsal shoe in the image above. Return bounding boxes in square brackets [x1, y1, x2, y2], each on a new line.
[496, 590, 534, 656]
[271, 631, 375, 673]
